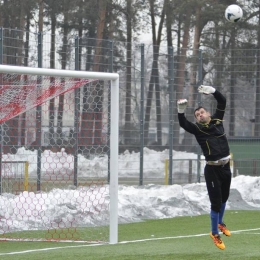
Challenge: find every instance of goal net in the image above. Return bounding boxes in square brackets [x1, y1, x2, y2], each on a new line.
[0, 65, 119, 244]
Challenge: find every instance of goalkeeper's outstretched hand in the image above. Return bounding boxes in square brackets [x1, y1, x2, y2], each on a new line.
[198, 85, 216, 95]
[177, 99, 188, 113]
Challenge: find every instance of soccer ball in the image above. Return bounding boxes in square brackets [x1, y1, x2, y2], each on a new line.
[225, 4, 243, 23]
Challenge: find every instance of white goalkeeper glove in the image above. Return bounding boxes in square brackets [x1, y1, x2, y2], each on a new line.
[198, 85, 216, 95]
[177, 99, 188, 113]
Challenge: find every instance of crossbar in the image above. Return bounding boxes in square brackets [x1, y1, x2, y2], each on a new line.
[0, 65, 119, 81]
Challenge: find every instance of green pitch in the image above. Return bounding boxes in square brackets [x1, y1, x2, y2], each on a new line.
[0, 210, 260, 260]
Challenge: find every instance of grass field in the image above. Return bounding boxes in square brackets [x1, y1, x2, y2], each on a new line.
[0, 210, 260, 259]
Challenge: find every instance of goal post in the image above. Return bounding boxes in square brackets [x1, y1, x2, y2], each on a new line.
[109, 71, 119, 245]
[0, 65, 119, 244]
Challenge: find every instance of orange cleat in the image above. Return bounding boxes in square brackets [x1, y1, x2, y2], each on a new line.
[218, 223, 231, 237]
[210, 232, 225, 250]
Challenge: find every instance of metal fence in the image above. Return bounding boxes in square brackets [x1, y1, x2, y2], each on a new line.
[0, 27, 259, 188]
[1, 161, 29, 194]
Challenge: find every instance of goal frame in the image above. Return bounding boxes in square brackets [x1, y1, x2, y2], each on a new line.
[0, 64, 119, 244]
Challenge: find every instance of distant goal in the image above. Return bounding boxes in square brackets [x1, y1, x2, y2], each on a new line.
[0, 65, 119, 244]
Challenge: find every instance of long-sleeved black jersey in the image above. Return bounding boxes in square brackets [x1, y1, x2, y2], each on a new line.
[178, 90, 230, 161]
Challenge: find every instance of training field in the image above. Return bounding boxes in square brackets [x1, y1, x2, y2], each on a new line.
[0, 210, 259, 260]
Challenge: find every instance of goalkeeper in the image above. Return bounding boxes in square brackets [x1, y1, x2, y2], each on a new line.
[177, 85, 232, 250]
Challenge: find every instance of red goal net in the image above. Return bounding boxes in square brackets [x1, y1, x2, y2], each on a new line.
[0, 73, 94, 123]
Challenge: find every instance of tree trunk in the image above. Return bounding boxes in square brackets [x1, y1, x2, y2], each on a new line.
[32, 0, 44, 151]
[124, 0, 132, 145]
[182, 6, 202, 151]
[56, 10, 69, 145]
[255, 5, 260, 136]
[38, 0, 44, 31]
[213, 22, 225, 89]
[21, 11, 31, 146]
[93, 0, 107, 145]
[144, 0, 165, 145]
[17, 3, 25, 148]
[173, 12, 191, 150]
[49, 12, 56, 146]
[81, 0, 107, 145]
[81, 25, 95, 146]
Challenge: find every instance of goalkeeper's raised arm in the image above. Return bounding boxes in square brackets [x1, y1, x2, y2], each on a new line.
[198, 85, 226, 120]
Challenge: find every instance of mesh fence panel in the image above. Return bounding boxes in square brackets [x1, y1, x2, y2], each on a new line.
[0, 28, 259, 186]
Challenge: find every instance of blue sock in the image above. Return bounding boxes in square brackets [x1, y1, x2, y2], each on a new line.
[218, 202, 226, 224]
[210, 210, 219, 235]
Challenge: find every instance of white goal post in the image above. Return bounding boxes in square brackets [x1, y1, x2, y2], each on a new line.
[0, 65, 119, 244]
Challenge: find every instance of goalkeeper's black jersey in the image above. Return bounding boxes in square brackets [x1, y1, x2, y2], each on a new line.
[178, 90, 230, 161]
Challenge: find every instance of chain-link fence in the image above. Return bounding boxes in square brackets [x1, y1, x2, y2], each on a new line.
[0, 26, 260, 243]
[0, 27, 259, 188]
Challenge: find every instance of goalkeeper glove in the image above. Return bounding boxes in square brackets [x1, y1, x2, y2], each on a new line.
[177, 99, 188, 113]
[198, 85, 216, 95]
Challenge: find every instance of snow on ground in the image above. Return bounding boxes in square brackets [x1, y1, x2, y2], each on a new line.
[0, 147, 259, 233]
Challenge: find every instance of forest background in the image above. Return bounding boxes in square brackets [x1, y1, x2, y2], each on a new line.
[0, 0, 259, 159]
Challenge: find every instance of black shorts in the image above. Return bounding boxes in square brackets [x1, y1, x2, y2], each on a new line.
[204, 162, 232, 212]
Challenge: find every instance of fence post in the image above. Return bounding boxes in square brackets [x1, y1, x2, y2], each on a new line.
[107, 40, 113, 184]
[0, 27, 2, 65]
[0, 27, 3, 195]
[24, 161, 29, 191]
[197, 49, 203, 183]
[188, 160, 192, 183]
[253, 159, 257, 176]
[168, 46, 174, 185]
[139, 44, 145, 186]
[36, 31, 43, 191]
[73, 36, 80, 187]
[164, 159, 169, 184]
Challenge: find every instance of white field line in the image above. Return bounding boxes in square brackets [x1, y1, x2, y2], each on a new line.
[0, 227, 260, 256]
[119, 227, 260, 244]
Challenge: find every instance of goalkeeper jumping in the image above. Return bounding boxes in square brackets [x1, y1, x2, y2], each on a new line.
[177, 85, 232, 250]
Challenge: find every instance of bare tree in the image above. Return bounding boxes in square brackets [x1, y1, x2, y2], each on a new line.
[144, 0, 166, 146]
[46, 0, 59, 145]
[173, 8, 192, 150]
[80, 0, 107, 145]
[124, 0, 133, 145]
[56, 0, 73, 144]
